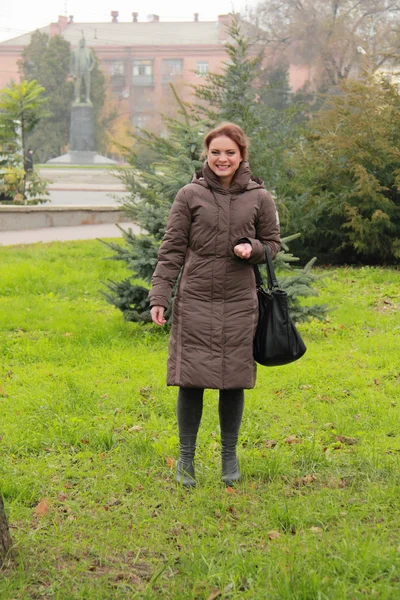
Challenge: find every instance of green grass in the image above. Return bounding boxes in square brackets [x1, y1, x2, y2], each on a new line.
[0, 241, 399, 599]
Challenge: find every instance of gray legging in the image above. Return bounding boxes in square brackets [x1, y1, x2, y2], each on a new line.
[177, 386, 244, 444]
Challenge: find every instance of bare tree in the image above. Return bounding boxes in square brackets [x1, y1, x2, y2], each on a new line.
[249, 0, 400, 88]
[0, 492, 12, 566]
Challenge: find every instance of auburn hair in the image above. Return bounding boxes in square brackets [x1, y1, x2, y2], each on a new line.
[203, 122, 249, 161]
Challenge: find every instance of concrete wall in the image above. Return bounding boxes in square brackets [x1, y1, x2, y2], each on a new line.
[0, 205, 129, 231]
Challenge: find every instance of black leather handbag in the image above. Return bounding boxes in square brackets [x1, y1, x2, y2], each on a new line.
[253, 247, 306, 366]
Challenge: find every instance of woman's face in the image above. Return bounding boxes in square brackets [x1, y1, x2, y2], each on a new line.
[207, 135, 242, 185]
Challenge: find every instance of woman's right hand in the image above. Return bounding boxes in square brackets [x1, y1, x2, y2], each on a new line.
[151, 306, 167, 326]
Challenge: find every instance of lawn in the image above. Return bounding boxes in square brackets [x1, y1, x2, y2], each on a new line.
[0, 241, 399, 599]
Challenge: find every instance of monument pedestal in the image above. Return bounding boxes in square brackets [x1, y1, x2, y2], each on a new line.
[70, 103, 95, 152]
[47, 103, 116, 165]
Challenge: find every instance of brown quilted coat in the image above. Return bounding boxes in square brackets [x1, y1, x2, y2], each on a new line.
[149, 161, 281, 389]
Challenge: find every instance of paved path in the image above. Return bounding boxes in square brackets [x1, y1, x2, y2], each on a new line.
[0, 222, 140, 246]
[48, 190, 124, 205]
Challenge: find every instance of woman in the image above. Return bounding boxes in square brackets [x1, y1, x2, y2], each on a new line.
[149, 123, 281, 487]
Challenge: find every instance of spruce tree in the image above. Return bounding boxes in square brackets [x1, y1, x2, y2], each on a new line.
[101, 88, 203, 322]
[192, 16, 298, 192]
[101, 19, 327, 323]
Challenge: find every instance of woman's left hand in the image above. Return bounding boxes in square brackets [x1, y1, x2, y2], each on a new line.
[234, 243, 252, 260]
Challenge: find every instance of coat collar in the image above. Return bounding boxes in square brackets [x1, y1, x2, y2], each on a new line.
[192, 160, 264, 194]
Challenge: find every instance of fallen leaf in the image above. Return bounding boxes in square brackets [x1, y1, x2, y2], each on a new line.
[292, 474, 317, 487]
[139, 386, 152, 398]
[35, 498, 50, 517]
[225, 486, 235, 494]
[108, 498, 122, 507]
[224, 584, 234, 594]
[165, 456, 176, 469]
[284, 435, 301, 444]
[310, 526, 323, 533]
[57, 494, 67, 502]
[64, 332, 73, 337]
[208, 590, 222, 600]
[268, 530, 281, 540]
[129, 425, 144, 432]
[336, 435, 358, 445]
[265, 439, 278, 448]
[0, 386, 8, 398]
[374, 379, 380, 385]
[101, 393, 109, 399]
[300, 384, 312, 390]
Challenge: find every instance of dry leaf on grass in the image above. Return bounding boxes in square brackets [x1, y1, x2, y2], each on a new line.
[310, 526, 323, 534]
[265, 439, 278, 448]
[108, 498, 122, 507]
[284, 435, 301, 444]
[208, 583, 234, 600]
[0, 386, 8, 398]
[268, 530, 281, 540]
[129, 425, 144, 432]
[208, 590, 222, 600]
[292, 474, 317, 487]
[35, 497, 50, 517]
[165, 456, 176, 468]
[336, 435, 358, 445]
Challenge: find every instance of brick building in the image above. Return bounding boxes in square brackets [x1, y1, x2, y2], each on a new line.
[0, 12, 310, 128]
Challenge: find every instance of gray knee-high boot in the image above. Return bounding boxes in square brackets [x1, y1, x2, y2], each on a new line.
[176, 435, 197, 487]
[176, 387, 204, 487]
[221, 432, 241, 485]
[219, 389, 244, 486]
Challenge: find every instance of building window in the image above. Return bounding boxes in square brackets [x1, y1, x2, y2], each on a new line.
[106, 61, 125, 92]
[132, 87, 154, 110]
[107, 61, 124, 76]
[132, 113, 151, 128]
[162, 59, 183, 82]
[133, 60, 153, 77]
[132, 60, 154, 86]
[196, 61, 209, 76]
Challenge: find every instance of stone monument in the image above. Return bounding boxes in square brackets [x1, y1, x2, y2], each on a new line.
[48, 39, 116, 165]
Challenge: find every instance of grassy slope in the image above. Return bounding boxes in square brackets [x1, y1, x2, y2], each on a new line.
[0, 241, 399, 599]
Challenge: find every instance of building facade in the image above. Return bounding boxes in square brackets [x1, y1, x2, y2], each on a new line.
[0, 12, 311, 130]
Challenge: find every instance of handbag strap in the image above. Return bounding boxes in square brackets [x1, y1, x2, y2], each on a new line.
[264, 245, 279, 288]
[254, 245, 279, 290]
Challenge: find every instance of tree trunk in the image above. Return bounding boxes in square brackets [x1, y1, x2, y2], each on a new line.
[0, 492, 12, 566]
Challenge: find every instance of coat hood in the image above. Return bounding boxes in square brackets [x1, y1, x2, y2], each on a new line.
[192, 160, 265, 194]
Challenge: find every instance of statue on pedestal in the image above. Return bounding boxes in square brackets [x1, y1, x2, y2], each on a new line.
[70, 38, 95, 104]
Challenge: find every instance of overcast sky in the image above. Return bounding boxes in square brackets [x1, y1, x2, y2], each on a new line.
[0, 0, 258, 43]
